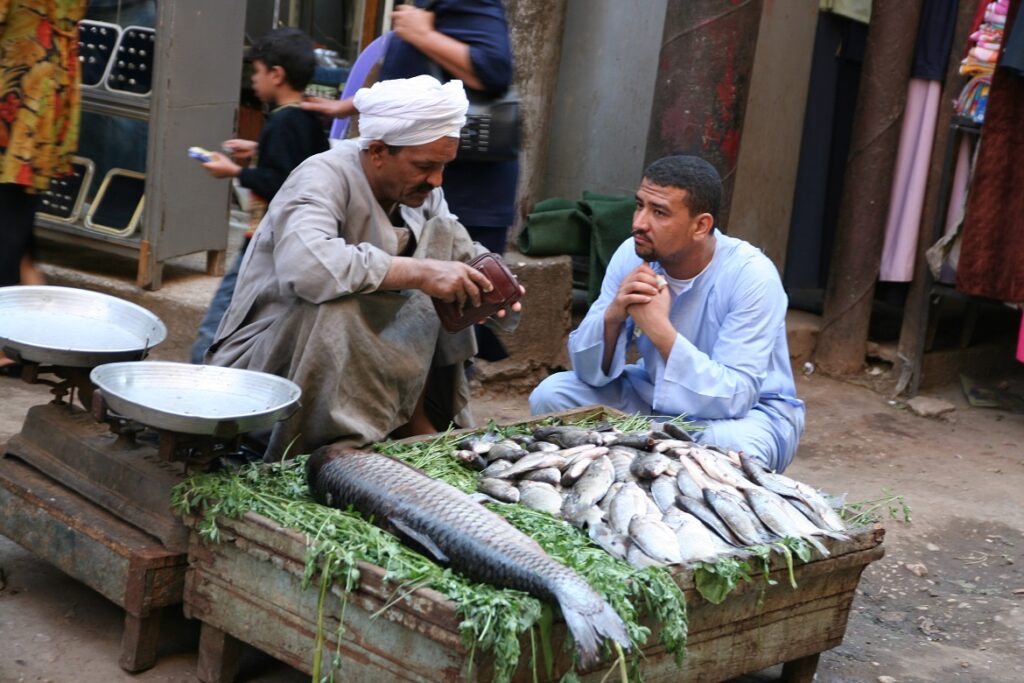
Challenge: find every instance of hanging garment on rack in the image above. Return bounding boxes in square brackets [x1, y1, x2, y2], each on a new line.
[958, 0, 1024, 302]
[879, 78, 943, 282]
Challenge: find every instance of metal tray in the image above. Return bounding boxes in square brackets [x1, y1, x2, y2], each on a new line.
[90, 362, 301, 436]
[0, 286, 166, 367]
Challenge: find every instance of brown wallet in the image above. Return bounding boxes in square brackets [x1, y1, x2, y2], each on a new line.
[432, 253, 522, 333]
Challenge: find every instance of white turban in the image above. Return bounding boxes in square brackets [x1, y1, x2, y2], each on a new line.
[354, 75, 468, 149]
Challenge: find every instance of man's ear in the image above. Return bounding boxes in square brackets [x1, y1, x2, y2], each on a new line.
[365, 140, 388, 166]
[694, 212, 715, 238]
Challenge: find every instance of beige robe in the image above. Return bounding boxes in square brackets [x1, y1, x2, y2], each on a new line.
[209, 141, 481, 460]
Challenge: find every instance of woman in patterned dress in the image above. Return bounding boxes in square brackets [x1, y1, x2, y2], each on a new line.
[0, 0, 86, 287]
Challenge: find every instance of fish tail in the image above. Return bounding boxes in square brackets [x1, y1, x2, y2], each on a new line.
[553, 583, 631, 668]
[804, 535, 831, 558]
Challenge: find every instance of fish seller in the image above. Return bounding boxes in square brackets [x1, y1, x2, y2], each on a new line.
[530, 155, 804, 472]
[207, 75, 520, 461]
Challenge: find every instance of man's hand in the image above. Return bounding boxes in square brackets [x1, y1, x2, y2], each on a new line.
[222, 139, 258, 162]
[604, 264, 662, 328]
[628, 284, 676, 361]
[391, 4, 435, 45]
[383, 257, 493, 308]
[202, 152, 242, 178]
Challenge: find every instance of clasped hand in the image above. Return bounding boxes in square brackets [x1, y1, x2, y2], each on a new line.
[606, 264, 670, 332]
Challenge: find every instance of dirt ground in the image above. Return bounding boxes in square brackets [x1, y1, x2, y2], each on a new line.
[1, 367, 1023, 683]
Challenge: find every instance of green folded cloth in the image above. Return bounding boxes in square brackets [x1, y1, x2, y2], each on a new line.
[583, 192, 635, 302]
[517, 198, 591, 256]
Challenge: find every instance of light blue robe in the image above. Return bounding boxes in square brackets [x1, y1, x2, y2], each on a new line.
[530, 231, 804, 471]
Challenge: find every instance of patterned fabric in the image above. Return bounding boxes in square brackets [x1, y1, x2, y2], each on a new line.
[0, 0, 86, 191]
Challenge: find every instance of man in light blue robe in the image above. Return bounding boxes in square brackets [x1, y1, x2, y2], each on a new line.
[529, 155, 804, 472]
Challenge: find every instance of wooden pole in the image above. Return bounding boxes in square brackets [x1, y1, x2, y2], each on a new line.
[814, 0, 924, 376]
[360, 0, 383, 52]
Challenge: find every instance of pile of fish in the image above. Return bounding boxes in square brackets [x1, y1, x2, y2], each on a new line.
[454, 423, 850, 569]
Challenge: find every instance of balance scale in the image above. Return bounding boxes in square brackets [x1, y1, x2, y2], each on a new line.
[0, 286, 300, 673]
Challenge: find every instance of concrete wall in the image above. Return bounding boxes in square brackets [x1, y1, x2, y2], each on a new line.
[505, 0, 569, 231]
[727, 0, 819, 268]
[542, 0, 669, 201]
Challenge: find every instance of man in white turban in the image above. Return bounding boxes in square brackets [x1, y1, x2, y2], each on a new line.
[208, 76, 520, 460]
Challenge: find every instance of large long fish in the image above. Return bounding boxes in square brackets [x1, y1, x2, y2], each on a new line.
[307, 447, 630, 667]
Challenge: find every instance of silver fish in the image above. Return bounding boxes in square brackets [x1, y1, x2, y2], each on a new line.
[650, 475, 679, 513]
[563, 446, 609, 469]
[703, 489, 763, 546]
[486, 441, 530, 463]
[562, 456, 615, 521]
[607, 448, 639, 483]
[675, 494, 741, 546]
[480, 459, 513, 478]
[561, 450, 606, 487]
[791, 480, 847, 532]
[598, 482, 624, 512]
[675, 466, 705, 500]
[569, 505, 605, 529]
[518, 481, 564, 516]
[689, 447, 755, 490]
[626, 543, 664, 569]
[588, 522, 630, 561]
[522, 467, 563, 486]
[630, 452, 672, 479]
[496, 452, 567, 479]
[628, 516, 683, 565]
[478, 477, 520, 503]
[652, 439, 696, 453]
[454, 449, 488, 471]
[672, 510, 731, 563]
[528, 440, 561, 452]
[608, 482, 649, 534]
[535, 427, 604, 449]
[657, 421, 695, 443]
[608, 433, 655, 450]
[307, 448, 630, 667]
[745, 487, 831, 557]
[456, 435, 496, 454]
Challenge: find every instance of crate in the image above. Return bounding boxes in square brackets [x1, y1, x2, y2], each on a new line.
[181, 406, 885, 682]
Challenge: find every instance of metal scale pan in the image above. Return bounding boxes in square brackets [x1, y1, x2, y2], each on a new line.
[90, 362, 301, 437]
[0, 286, 166, 368]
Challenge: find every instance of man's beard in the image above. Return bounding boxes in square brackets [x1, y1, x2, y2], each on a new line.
[634, 242, 657, 262]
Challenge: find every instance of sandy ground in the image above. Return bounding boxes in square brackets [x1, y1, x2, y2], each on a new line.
[1, 368, 1023, 683]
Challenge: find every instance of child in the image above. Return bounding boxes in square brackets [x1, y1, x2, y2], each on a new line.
[192, 27, 328, 363]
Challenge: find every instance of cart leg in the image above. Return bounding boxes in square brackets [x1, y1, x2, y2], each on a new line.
[781, 652, 820, 683]
[206, 249, 226, 277]
[197, 622, 243, 683]
[119, 608, 162, 672]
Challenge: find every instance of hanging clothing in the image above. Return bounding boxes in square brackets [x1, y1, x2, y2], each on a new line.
[957, 0, 1024, 302]
[879, 79, 943, 282]
[879, 0, 960, 282]
[0, 0, 86, 191]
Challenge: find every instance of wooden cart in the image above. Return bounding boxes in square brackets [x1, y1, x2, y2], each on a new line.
[181, 407, 885, 682]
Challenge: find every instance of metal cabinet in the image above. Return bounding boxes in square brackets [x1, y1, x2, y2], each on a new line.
[35, 1, 247, 290]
